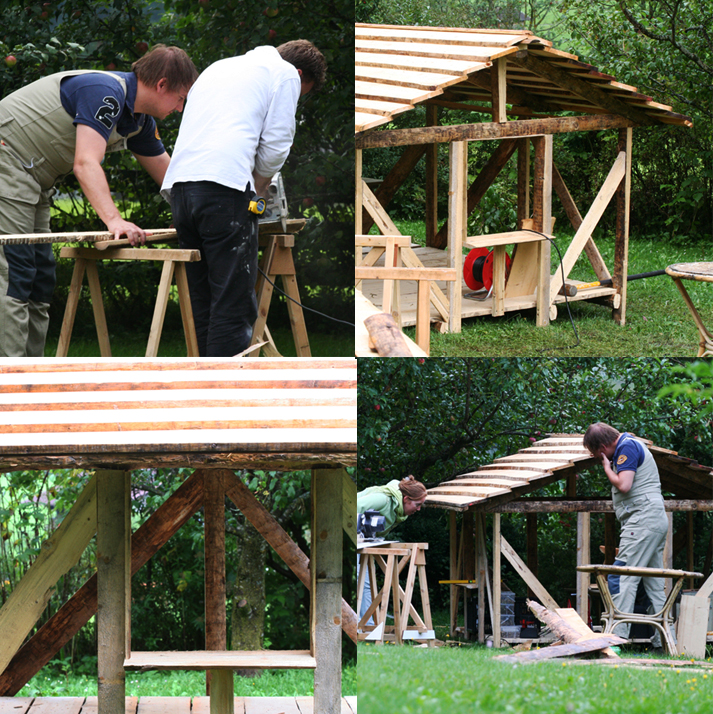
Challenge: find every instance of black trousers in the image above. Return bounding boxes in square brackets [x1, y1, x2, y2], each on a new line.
[171, 181, 258, 357]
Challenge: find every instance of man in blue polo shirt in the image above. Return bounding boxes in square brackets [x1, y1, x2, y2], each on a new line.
[583, 422, 669, 647]
[0, 44, 198, 356]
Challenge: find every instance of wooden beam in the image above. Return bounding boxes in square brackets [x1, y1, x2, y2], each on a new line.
[517, 138, 530, 226]
[495, 498, 713, 513]
[500, 535, 559, 610]
[356, 149, 363, 266]
[532, 134, 552, 326]
[311, 469, 343, 714]
[356, 114, 635, 149]
[0, 475, 98, 674]
[576, 513, 590, 623]
[449, 511, 458, 637]
[361, 182, 402, 236]
[604, 513, 617, 564]
[221, 470, 357, 644]
[425, 105, 439, 248]
[355, 266, 457, 281]
[493, 513, 501, 648]
[511, 50, 656, 126]
[491, 57, 507, 123]
[448, 141, 467, 333]
[0, 471, 205, 696]
[362, 145, 428, 234]
[97, 470, 131, 714]
[549, 151, 626, 302]
[204, 473, 230, 711]
[526, 513, 538, 600]
[613, 127, 632, 325]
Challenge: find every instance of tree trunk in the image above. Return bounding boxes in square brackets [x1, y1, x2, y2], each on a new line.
[230, 520, 266, 676]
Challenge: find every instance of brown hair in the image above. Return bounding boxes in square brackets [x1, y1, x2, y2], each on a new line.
[399, 475, 427, 501]
[276, 39, 327, 91]
[583, 422, 621, 454]
[132, 44, 198, 92]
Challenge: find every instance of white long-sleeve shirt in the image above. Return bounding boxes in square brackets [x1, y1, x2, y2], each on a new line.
[161, 46, 300, 197]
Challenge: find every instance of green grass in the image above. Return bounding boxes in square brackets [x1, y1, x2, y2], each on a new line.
[43, 327, 352, 357]
[19, 665, 356, 697]
[358, 642, 713, 714]
[389, 220, 712, 357]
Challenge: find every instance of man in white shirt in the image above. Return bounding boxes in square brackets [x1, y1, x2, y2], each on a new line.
[161, 40, 326, 357]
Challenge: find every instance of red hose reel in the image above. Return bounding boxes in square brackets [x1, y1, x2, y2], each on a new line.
[463, 247, 512, 292]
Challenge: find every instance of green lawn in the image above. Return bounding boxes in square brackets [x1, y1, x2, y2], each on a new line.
[358, 642, 713, 714]
[389, 220, 712, 357]
[19, 665, 356, 697]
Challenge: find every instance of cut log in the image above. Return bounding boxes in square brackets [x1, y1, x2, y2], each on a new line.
[363, 313, 413, 357]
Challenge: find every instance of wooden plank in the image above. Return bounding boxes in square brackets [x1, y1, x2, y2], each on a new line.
[77, 696, 138, 714]
[125, 651, 315, 670]
[555, 608, 618, 658]
[500, 535, 559, 610]
[496, 636, 625, 663]
[576, 513, 590, 623]
[493, 513, 501, 647]
[0, 698, 33, 714]
[97, 471, 131, 714]
[59, 247, 200, 262]
[20, 699, 83, 714]
[131, 698, 191, 714]
[465, 231, 548, 248]
[311, 470, 343, 714]
[613, 127, 632, 325]
[243, 699, 299, 714]
[355, 266, 457, 281]
[221, 471, 357, 645]
[0, 476, 97, 674]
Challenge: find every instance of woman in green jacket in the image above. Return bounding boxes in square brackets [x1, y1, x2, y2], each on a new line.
[357, 475, 427, 624]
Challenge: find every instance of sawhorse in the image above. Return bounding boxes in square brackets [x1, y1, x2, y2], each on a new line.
[357, 542, 435, 645]
[56, 244, 200, 357]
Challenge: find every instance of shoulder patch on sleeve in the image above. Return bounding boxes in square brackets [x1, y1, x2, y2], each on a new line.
[155, 127, 161, 141]
[617, 455, 628, 466]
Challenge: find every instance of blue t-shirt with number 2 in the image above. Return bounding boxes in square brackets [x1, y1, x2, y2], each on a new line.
[59, 71, 165, 157]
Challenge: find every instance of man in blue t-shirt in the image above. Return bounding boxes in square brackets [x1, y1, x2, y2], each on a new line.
[0, 44, 198, 357]
[583, 422, 668, 648]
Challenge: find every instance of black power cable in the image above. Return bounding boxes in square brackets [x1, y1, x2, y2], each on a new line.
[523, 229, 580, 351]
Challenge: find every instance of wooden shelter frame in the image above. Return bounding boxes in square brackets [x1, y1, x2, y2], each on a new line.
[355, 24, 692, 337]
[424, 435, 713, 650]
[0, 358, 357, 714]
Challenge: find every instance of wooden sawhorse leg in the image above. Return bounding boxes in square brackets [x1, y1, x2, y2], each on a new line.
[251, 234, 311, 357]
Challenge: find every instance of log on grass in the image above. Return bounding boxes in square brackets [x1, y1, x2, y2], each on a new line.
[495, 635, 626, 664]
[363, 313, 413, 357]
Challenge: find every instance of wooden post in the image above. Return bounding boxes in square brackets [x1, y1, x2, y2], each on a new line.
[532, 135, 552, 326]
[204, 473, 231, 714]
[576, 513, 591, 624]
[476, 513, 486, 643]
[449, 511, 457, 637]
[97, 470, 130, 714]
[517, 138, 530, 226]
[356, 148, 363, 266]
[311, 469, 343, 714]
[462, 511, 475, 641]
[448, 141, 467, 333]
[613, 127, 632, 324]
[687, 512, 695, 590]
[491, 58, 507, 123]
[604, 513, 617, 564]
[526, 513, 538, 600]
[664, 512, 674, 596]
[493, 513, 501, 647]
[425, 105, 439, 247]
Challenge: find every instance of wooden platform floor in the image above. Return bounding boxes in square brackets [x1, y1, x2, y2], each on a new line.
[0, 696, 357, 714]
[359, 245, 616, 326]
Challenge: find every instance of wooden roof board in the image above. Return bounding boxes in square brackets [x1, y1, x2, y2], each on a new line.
[356, 51, 487, 75]
[355, 23, 692, 134]
[0, 358, 357, 471]
[427, 433, 713, 510]
[355, 66, 467, 91]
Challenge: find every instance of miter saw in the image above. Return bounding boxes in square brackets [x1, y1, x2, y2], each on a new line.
[257, 172, 289, 233]
[357, 510, 387, 543]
